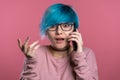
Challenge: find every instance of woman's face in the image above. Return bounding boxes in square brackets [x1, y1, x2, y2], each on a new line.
[46, 23, 74, 50]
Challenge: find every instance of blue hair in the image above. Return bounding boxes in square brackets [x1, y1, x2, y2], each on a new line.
[40, 3, 79, 35]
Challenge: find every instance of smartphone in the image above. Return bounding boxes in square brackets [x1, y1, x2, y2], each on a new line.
[72, 28, 77, 51]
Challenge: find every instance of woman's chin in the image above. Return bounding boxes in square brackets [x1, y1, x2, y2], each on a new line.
[51, 42, 70, 50]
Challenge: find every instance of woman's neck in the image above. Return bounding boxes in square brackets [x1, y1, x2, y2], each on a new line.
[48, 45, 71, 58]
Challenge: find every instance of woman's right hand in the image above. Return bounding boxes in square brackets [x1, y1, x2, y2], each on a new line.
[17, 37, 40, 58]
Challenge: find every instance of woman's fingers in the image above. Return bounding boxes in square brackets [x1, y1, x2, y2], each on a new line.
[17, 38, 27, 53]
[22, 37, 29, 53]
[17, 38, 22, 49]
[27, 40, 39, 52]
[70, 32, 80, 37]
[24, 37, 29, 47]
[68, 37, 79, 43]
[25, 40, 39, 57]
[27, 44, 40, 58]
[68, 34, 79, 40]
[29, 40, 39, 48]
[17, 37, 40, 58]
[68, 31, 83, 45]
[34, 45, 40, 50]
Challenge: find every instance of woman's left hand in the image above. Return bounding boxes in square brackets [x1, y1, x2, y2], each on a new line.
[68, 29, 83, 53]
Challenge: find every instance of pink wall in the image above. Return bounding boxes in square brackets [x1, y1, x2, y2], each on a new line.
[0, 0, 120, 80]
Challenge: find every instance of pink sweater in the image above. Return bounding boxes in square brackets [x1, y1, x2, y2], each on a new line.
[20, 45, 98, 80]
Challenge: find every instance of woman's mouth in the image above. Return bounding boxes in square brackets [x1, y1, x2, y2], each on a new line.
[55, 38, 65, 43]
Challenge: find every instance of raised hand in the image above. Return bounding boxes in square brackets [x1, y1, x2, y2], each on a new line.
[68, 29, 83, 53]
[17, 37, 40, 58]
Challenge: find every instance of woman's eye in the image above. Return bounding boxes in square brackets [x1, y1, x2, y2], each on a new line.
[63, 24, 68, 27]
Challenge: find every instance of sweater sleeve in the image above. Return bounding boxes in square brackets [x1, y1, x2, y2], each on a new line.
[71, 48, 98, 80]
[20, 52, 40, 80]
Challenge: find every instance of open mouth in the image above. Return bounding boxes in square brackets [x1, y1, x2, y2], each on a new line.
[55, 38, 65, 43]
[56, 38, 64, 40]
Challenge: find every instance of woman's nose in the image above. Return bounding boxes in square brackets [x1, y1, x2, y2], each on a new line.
[56, 25, 63, 35]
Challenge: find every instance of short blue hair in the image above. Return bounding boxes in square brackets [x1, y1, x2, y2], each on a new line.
[40, 3, 79, 35]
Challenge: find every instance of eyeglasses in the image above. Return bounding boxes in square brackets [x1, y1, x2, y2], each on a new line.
[48, 23, 74, 31]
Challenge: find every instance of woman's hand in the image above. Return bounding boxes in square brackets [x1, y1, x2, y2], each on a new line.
[17, 37, 40, 58]
[68, 29, 83, 53]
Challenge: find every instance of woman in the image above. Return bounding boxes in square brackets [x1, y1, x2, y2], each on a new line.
[18, 3, 98, 80]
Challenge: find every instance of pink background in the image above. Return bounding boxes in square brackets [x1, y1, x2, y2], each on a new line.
[0, 0, 120, 80]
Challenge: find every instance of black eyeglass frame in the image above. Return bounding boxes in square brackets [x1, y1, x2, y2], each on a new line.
[47, 23, 75, 31]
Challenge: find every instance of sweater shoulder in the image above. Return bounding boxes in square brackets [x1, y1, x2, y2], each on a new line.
[36, 45, 48, 52]
[83, 47, 95, 57]
[35, 45, 48, 57]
